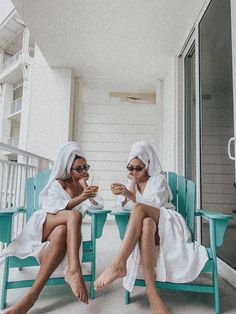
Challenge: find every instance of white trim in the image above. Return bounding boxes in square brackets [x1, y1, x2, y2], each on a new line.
[194, 20, 201, 243]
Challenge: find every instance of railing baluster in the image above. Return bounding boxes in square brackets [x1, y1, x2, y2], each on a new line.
[0, 142, 52, 240]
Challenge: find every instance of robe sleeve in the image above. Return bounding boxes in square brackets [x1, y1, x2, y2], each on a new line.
[41, 181, 104, 216]
[40, 181, 69, 213]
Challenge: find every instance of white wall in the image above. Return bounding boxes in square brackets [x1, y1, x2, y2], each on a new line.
[0, 0, 14, 24]
[75, 85, 162, 208]
[25, 45, 74, 160]
[161, 59, 176, 171]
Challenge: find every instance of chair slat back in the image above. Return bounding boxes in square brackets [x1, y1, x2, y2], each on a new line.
[186, 180, 196, 241]
[177, 175, 187, 219]
[167, 172, 177, 208]
[167, 172, 196, 240]
[25, 177, 36, 221]
[25, 170, 51, 221]
[35, 171, 51, 209]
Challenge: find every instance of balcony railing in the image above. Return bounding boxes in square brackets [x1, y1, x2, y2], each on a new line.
[0, 50, 22, 73]
[8, 136, 19, 148]
[0, 142, 52, 240]
[10, 97, 22, 115]
[28, 47, 35, 57]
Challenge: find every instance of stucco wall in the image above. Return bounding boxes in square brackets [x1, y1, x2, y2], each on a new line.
[25, 46, 74, 160]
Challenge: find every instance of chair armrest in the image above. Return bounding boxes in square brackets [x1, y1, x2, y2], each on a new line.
[196, 209, 233, 220]
[0, 207, 23, 244]
[87, 209, 111, 239]
[87, 209, 111, 215]
[196, 209, 233, 247]
[110, 211, 130, 240]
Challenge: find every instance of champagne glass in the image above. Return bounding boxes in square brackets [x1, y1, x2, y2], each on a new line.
[110, 174, 123, 210]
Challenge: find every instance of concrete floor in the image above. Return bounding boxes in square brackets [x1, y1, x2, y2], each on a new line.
[1, 221, 236, 314]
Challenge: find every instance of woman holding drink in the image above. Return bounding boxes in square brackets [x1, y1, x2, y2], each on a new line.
[95, 141, 208, 314]
[1, 142, 103, 314]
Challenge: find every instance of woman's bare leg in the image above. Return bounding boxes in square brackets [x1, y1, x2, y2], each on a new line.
[95, 203, 160, 290]
[140, 218, 169, 314]
[42, 210, 88, 303]
[4, 225, 67, 314]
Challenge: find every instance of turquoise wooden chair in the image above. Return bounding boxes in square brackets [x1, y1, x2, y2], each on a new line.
[111, 172, 233, 314]
[0, 170, 111, 310]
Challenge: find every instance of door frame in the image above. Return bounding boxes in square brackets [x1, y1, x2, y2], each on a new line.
[176, 0, 236, 287]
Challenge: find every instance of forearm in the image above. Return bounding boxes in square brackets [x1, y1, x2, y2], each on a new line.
[125, 189, 136, 203]
[66, 195, 85, 210]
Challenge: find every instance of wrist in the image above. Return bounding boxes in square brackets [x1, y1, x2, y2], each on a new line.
[125, 190, 131, 199]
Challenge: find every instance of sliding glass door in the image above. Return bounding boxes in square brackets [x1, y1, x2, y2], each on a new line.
[198, 0, 235, 268]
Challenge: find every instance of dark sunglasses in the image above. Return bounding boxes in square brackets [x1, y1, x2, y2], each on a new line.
[127, 165, 145, 172]
[72, 164, 90, 173]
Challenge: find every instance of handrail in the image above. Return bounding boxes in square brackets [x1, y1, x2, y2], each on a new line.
[0, 141, 51, 162]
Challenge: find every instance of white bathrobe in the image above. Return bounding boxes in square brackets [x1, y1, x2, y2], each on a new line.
[123, 141, 209, 291]
[123, 175, 209, 291]
[0, 142, 103, 267]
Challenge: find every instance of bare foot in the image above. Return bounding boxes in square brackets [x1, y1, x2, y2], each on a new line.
[94, 263, 127, 290]
[65, 270, 88, 304]
[148, 291, 169, 314]
[3, 292, 37, 314]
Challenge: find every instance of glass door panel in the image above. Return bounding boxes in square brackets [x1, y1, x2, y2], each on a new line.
[199, 0, 235, 268]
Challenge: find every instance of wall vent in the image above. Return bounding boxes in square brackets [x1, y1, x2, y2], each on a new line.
[109, 92, 156, 104]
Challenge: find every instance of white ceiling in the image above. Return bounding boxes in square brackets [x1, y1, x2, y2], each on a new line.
[12, 0, 205, 91]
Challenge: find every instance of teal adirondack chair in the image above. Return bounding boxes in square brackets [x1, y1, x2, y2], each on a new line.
[0, 170, 111, 310]
[111, 172, 233, 314]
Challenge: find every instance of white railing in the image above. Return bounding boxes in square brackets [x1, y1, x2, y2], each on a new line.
[8, 136, 19, 148]
[10, 97, 22, 115]
[0, 142, 52, 240]
[0, 159, 36, 209]
[0, 50, 22, 73]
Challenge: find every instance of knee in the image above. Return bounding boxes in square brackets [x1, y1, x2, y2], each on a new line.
[142, 217, 156, 235]
[51, 225, 67, 245]
[67, 210, 82, 224]
[132, 202, 144, 214]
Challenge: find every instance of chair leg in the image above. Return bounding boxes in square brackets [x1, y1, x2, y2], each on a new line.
[90, 281, 95, 299]
[125, 290, 130, 304]
[213, 270, 220, 314]
[1, 257, 9, 310]
[90, 240, 96, 299]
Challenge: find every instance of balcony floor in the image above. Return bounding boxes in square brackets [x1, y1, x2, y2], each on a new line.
[1, 222, 236, 314]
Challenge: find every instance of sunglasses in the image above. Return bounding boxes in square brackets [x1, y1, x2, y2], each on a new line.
[72, 164, 90, 173]
[127, 165, 145, 172]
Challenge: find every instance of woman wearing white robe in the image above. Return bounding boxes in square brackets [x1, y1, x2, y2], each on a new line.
[95, 141, 208, 314]
[1, 142, 103, 314]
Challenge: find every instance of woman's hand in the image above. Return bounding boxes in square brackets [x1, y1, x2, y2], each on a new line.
[79, 176, 89, 189]
[81, 186, 98, 201]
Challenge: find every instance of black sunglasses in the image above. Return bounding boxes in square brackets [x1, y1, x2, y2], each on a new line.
[127, 165, 145, 172]
[72, 164, 90, 173]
